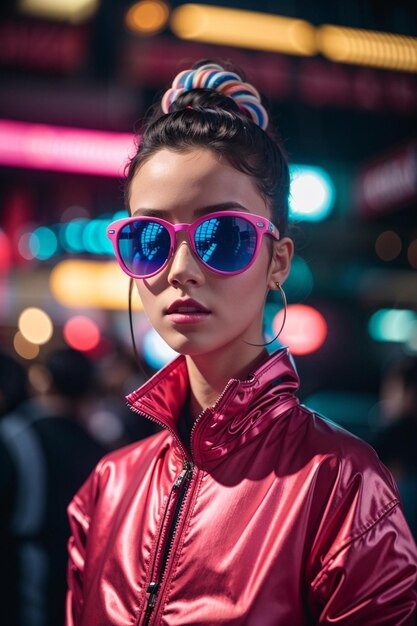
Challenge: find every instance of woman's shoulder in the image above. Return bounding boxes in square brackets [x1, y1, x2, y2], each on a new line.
[69, 430, 172, 517]
[283, 403, 397, 493]
[293, 403, 381, 461]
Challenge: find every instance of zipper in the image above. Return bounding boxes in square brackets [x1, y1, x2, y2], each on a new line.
[130, 381, 237, 625]
[129, 377, 237, 462]
[189, 379, 237, 451]
[128, 403, 190, 460]
[143, 460, 193, 626]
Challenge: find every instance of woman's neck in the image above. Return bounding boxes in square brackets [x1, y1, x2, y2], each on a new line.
[185, 345, 269, 421]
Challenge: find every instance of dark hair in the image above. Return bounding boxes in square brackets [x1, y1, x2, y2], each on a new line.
[125, 60, 290, 236]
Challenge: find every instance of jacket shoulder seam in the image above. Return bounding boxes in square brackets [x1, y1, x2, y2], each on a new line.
[318, 497, 400, 576]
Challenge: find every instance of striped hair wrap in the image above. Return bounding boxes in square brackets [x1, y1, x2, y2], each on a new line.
[161, 63, 269, 131]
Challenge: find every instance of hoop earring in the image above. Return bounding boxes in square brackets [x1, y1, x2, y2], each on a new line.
[244, 282, 287, 348]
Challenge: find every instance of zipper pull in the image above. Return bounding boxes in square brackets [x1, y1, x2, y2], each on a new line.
[173, 461, 192, 489]
[146, 581, 159, 611]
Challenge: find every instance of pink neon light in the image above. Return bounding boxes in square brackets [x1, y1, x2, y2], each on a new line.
[0, 119, 137, 177]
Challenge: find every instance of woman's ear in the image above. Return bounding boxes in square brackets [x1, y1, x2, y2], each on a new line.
[267, 237, 294, 289]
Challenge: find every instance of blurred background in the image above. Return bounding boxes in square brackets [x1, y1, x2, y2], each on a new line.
[0, 2, 416, 622]
[0, 0, 416, 446]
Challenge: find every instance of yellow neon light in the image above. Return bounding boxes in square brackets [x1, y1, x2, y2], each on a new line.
[317, 25, 417, 72]
[170, 4, 417, 73]
[171, 4, 316, 56]
[50, 260, 144, 310]
[18, 0, 100, 23]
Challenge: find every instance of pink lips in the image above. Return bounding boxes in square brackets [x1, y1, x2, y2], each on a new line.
[166, 298, 211, 315]
[165, 298, 211, 324]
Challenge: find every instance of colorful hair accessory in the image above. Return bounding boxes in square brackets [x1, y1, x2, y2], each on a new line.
[160, 63, 269, 130]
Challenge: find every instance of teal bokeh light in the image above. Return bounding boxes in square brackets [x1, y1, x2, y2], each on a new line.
[369, 309, 417, 343]
[83, 219, 104, 254]
[29, 227, 58, 260]
[289, 165, 335, 221]
[62, 219, 88, 253]
[98, 219, 114, 254]
[284, 255, 314, 302]
[143, 328, 178, 369]
[112, 210, 128, 221]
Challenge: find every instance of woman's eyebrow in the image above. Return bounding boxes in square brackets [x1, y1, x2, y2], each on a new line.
[132, 202, 249, 218]
[132, 208, 165, 217]
[194, 202, 249, 216]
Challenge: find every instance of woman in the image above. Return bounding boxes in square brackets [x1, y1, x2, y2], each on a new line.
[66, 61, 417, 625]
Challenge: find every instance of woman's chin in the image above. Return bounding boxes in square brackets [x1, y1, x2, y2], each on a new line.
[161, 335, 217, 358]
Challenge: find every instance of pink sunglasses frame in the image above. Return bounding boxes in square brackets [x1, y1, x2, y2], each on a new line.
[106, 210, 280, 278]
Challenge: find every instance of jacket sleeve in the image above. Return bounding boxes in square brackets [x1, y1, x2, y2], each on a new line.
[309, 489, 417, 624]
[65, 461, 103, 626]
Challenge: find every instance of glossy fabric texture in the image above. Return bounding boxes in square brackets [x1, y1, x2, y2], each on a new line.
[66, 348, 417, 625]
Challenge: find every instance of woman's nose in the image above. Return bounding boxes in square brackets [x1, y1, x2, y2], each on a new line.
[167, 240, 205, 287]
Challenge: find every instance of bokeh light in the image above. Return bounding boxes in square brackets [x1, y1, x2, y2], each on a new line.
[83, 219, 103, 254]
[0, 120, 134, 177]
[18, 0, 100, 24]
[13, 331, 40, 360]
[0, 229, 11, 272]
[61, 218, 88, 253]
[171, 5, 316, 56]
[368, 309, 417, 343]
[289, 165, 335, 221]
[63, 315, 101, 351]
[284, 255, 314, 302]
[317, 24, 417, 73]
[29, 226, 58, 260]
[407, 238, 417, 269]
[143, 328, 178, 369]
[405, 325, 417, 354]
[28, 364, 52, 393]
[18, 232, 35, 260]
[375, 230, 402, 261]
[126, 0, 170, 34]
[83, 219, 113, 255]
[50, 259, 143, 310]
[273, 304, 327, 354]
[60, 205, 90, 222]
[18, 307, 53, 345]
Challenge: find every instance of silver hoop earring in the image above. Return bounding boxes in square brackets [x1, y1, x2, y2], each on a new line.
[244, 281, 287, 348]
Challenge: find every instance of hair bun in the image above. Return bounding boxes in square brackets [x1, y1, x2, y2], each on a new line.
[161, 62, 269, 130]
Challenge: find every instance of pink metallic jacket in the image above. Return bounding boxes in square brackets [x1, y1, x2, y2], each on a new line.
[66, 348, 417, 625]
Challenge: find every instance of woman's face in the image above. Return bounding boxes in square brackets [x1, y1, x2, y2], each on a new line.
[129, 148, 293, 359]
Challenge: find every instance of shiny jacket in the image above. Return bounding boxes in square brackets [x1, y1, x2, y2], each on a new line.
[66, 348, 417, 625]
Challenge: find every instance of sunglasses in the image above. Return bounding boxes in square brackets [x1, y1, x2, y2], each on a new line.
[106, 210, 280, 279]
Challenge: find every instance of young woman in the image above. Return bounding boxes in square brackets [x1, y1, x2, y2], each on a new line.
[66, 61, 417, 626]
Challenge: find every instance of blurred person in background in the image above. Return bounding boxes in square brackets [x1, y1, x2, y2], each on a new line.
[0, 348, 107, 626]
[90, 344, 159, 448]
[373, 357, 417, 539]
[0, 350, 29, 624]
[66, 60, 417, 625]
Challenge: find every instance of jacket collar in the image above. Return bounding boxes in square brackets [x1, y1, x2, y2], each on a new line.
[127, 348, 300, 466]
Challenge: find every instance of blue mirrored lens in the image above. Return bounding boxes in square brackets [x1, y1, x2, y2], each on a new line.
[195, 216, 256, 272]
[118, 221, 170, 276]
